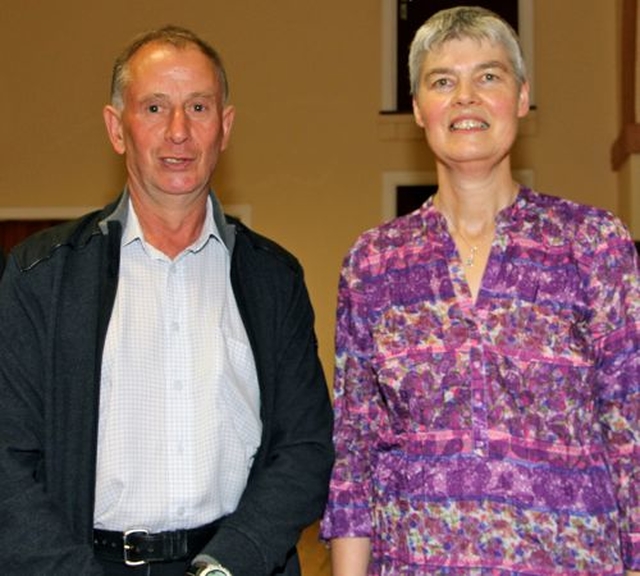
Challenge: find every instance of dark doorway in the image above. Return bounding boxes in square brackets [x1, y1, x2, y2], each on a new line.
[0, 220, 66, 254]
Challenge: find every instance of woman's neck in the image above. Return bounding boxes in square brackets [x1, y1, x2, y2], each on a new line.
[433, 173, 519, 237]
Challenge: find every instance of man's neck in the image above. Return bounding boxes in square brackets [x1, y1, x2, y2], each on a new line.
[129, 191, 209, 259]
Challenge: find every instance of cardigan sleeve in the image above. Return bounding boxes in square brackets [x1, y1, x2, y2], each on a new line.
[0, 255, 104, 575]
[199, 230, 335, 576]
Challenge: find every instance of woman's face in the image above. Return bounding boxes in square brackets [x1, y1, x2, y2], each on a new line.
[412, 36, 529, 172]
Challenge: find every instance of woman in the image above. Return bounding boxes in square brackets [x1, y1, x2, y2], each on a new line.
[321, 6, 639, 575]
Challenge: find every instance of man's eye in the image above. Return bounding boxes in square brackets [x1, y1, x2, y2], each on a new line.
[148, 104, 160, 113]
[192, 103, 206, 112]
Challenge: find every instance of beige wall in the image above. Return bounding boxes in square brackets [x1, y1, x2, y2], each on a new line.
[1, 0, 624, 378]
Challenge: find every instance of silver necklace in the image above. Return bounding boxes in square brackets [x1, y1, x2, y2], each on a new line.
[452, 226, 489, 267]
[435, 197, 493, 268]
[458, 237, 479, 267]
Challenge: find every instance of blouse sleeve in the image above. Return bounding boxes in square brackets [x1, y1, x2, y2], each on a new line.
[588, 219, 640, 570]
[320, 247, 387, 540]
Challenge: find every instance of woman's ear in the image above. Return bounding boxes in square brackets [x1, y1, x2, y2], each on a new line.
[412, 97, 426, 128]
[517, 81, 530, 118]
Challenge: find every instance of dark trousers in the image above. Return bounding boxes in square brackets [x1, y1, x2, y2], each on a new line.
[97, 558, 190, 576]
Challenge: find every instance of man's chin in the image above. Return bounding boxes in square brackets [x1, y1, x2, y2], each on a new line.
[158, 181, 210, 198]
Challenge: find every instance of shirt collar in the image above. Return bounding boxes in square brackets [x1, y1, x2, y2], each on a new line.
[122, 196, 224, 257]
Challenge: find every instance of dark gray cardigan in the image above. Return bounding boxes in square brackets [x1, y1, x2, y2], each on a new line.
[0, 193, 334, 575]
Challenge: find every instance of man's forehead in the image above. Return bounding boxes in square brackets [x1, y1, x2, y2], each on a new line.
[130, 42, 207, 68]
[127, 44, 219, 84]
[120, 50, 222, 108]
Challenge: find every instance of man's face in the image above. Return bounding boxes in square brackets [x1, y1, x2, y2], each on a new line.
[104, 42, 234, 203]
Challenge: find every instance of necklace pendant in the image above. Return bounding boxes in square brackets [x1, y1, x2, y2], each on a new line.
[465, 245, 478, 267]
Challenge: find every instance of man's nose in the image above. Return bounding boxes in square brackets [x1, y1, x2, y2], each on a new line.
[166, 108, 189, 143]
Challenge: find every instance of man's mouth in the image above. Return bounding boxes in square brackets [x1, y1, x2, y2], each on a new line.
[162, 156, 192, 166]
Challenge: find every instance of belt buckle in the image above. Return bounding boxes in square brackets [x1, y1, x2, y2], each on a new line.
[123, 528, 149, 566]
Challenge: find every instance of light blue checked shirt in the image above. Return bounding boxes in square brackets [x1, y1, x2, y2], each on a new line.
[94, 197, 261, 532]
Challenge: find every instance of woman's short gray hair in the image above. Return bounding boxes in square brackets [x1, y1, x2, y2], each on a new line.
[408, 6, 527, 96]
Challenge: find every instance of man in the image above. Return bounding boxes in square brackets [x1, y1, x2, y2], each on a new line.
[0, 26, 333, 576]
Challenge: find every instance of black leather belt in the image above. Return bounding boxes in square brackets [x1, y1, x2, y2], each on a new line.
[93, 522, 219, 566]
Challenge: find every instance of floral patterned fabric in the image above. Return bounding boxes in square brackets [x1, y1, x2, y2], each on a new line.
[321, 188, 640, 575]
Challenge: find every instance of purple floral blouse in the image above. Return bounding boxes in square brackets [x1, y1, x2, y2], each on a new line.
[321, 188, 640, 575]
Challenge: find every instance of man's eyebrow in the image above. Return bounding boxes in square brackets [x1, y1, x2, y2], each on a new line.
[139, 91, 217, 101]
[139, 93, 170, 103]
[188, 91, 218, 100]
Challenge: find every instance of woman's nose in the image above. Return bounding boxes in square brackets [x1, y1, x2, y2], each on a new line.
[454, 79, 479, 105]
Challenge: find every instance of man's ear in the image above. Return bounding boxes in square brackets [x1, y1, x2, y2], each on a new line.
[103, 105, 126, 155]
[220, 105, 236, 152]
